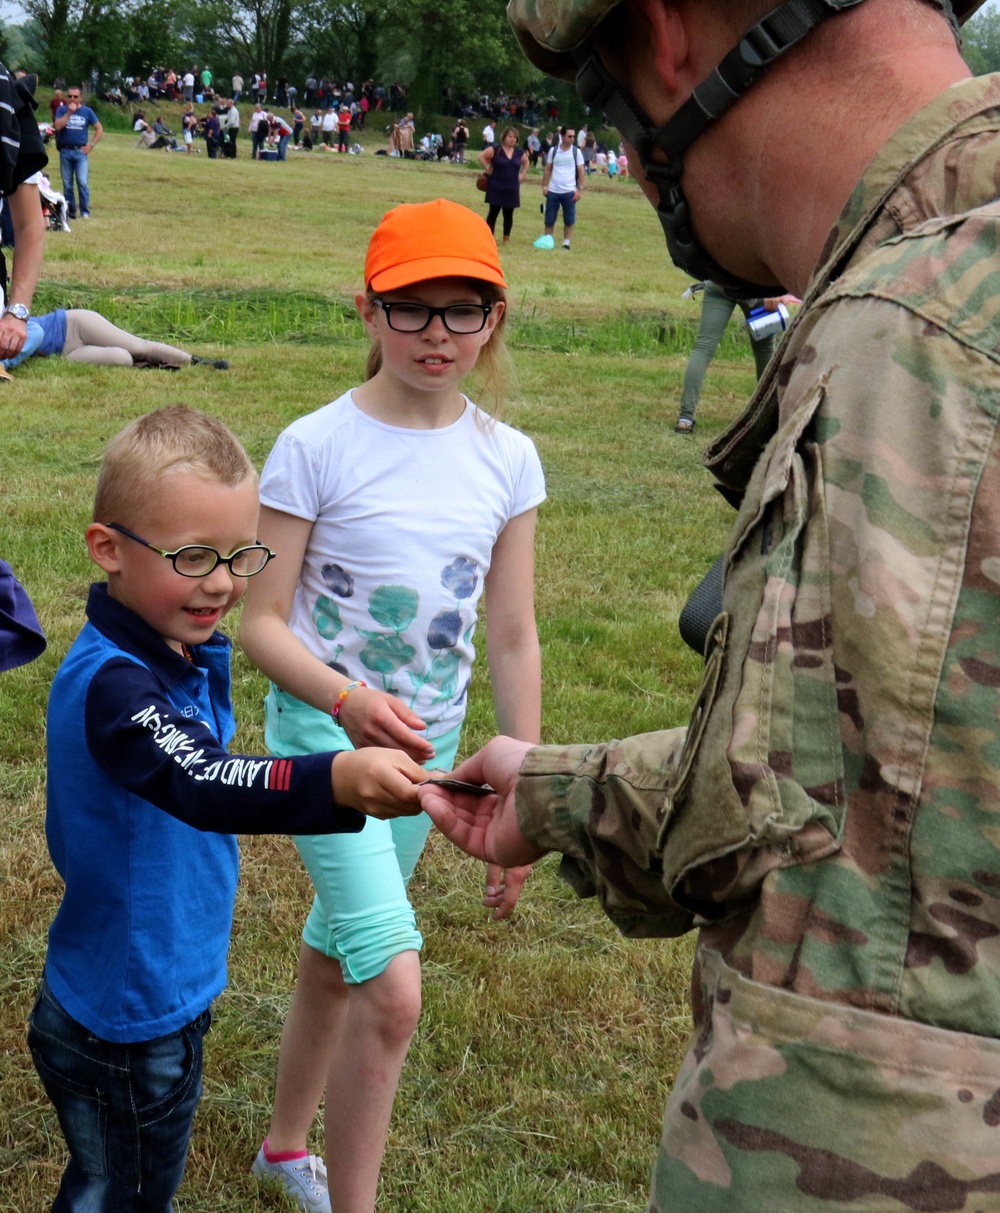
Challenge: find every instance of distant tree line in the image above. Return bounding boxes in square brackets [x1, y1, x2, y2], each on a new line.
[2, 0, 999, 128]
[962, 5, 1000, 75]
[6, 0, 549, 122]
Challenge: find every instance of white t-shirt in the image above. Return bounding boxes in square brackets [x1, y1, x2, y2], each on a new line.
[547, 143, 582, 193]
[322, 111, 337, 132]
[259, 392, 546, 736]
[183, 72, 195, 89]
[483, 123, 494, 143]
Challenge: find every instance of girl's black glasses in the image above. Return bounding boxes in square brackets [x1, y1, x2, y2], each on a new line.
[373, 298, 492, 334]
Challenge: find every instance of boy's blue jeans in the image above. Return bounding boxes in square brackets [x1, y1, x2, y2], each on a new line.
[27, 979, 211, 1212]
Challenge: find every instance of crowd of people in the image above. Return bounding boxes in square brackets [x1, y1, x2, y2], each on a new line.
[50, 57, 637, 178]
[98, 70, 402, 125]
[117, 77, 632, 183]
[87, 62, 592, 154]
[98, 68, 558, 125]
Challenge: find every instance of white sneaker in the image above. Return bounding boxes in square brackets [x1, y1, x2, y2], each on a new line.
[251, 1146, 332, 1212]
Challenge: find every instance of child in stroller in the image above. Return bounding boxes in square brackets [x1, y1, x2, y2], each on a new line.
[416, 133, 443, 160]
[39, 173, 70, 233]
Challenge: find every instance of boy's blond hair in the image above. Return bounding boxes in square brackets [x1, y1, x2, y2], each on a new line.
[93, 404, 256, 523]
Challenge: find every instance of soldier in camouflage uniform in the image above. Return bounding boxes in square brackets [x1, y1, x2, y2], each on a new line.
[420, 0, 1000, 1209]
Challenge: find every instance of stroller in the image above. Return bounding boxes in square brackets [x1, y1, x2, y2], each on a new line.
[39, 173, 71, 233]
[416, 133, 442, 161]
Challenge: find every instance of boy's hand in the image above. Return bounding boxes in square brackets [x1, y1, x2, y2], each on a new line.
[331, 748, 427, 820]
[336, 686, 435, 764]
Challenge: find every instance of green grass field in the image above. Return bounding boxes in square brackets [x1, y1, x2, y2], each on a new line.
[0, 113, 759, 1211]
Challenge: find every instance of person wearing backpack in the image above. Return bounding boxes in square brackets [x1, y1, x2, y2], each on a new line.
[541, 126, 583, 250]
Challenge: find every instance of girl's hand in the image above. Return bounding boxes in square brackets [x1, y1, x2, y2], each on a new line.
[331, 748, 428, 819]
[483, 862, 532, 920]
[336, 686, 436, 763]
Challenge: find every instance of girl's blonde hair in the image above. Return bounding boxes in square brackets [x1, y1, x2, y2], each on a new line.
[364, 280, 512, 417]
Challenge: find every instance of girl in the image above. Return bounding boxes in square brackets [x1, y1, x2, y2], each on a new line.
[182, 102, 198, 153]
[241, 198, 545, 1213]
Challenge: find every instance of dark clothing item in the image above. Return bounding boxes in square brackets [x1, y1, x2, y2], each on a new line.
[28, 980, 210, 1213]
[486, 205, 515, 238]
[484, 144, 524, 209]
[0, 558, 45, 670]
[203, 114, 221, 158]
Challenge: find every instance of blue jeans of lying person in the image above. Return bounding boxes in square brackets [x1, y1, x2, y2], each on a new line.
[27, 978, 212, 1212]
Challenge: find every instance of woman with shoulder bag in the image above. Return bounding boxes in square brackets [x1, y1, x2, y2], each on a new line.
[478, 126, 528, 244]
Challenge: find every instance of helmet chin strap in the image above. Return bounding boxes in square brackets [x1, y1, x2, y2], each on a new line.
[574, 0, 877, 296]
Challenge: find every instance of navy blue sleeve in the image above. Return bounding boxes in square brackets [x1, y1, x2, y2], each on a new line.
[84, 658, 366, 836]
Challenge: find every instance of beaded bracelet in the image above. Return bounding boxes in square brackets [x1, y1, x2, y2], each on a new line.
[332, 679, 367, 722]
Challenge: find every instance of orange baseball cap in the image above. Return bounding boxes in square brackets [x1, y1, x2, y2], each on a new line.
[365, 199, 507, 293]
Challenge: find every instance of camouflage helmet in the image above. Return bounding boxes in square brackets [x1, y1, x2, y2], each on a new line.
[507, 0, 987, 295]
[509, 0, 987, 81]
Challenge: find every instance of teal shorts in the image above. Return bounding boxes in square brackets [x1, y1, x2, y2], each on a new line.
[264, 685, 461, 984]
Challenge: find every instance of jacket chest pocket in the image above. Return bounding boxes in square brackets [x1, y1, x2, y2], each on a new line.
[663, 381, 846, 916]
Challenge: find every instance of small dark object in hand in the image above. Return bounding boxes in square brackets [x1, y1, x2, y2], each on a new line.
[425, 778, 496, 796]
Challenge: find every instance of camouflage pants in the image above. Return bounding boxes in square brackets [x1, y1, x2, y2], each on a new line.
[650, 949, 1000, 1212]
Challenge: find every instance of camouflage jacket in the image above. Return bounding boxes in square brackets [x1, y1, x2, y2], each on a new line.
[516, 74, 1000, 1210]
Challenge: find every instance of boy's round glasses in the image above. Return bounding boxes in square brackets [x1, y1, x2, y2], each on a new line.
[373, 298, 492, 334]
[105, 523, 275, 578]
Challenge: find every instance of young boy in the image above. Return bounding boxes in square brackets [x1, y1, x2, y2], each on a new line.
[27, 405, 427, 1211]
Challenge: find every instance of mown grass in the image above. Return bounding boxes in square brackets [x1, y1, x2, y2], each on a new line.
[0, 124, 760, 1210]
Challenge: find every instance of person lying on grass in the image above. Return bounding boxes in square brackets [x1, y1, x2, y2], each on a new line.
[2, 307, 230, 372]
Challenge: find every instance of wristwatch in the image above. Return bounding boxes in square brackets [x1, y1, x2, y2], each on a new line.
[4, 303, 29, 321]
